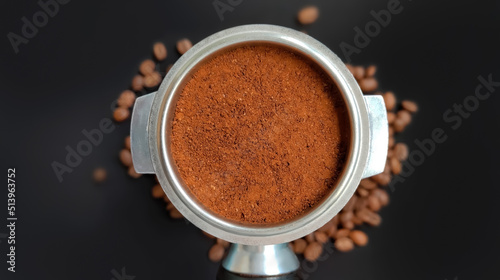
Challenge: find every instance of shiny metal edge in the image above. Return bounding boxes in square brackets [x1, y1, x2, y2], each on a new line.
[130, 92, 156, 174]
[362, 95, 389, 178]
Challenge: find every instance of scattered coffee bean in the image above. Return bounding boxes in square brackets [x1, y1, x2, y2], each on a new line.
[383, 91, 396, 111]
[349, 230, 368, 246]
[153, 42, 167, 61]
[93, 168, 107, 183]
[293, 239, 307, 254]
[390, 157, 402, 175]
[169, 208, 183, 219]
[367, 195, 381, 212]
[360, 178, 377, 190]
[397, 110, 412, 125]
[401, 100, 418, 113]
[151, 184, 164, 199]
[128, 166, 141, 179]
[352, 66, 365, 80]
[304, 242, 323, 261]
[208, 244, 225, 262]
[297, 6, 319, 25]
[144, 71, 162, 88]
[365, 65, 377, 77]
[359, 77, 378, 92]
[113, 107, 130, 122]
[139, 59, 156, 75]
[131, 75, 144, 91]
[394, 143, 409, 161]
[334, 237, 354, 252]
[216, 238, 230, 248]
[335, 228, 351, 239]
[176, 38, 192, 55]
[119, 149, 133, 167]
[314, 231, 329, 244]
[117, 90, 136, 108]
[387, 112, 396, 124]
[124, 136, 131, 150]
[305, 233, 315, 243]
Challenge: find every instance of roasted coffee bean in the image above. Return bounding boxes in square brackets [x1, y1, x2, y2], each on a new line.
[357, 187, 370, 197]
[151, 184, 164, 198]
[153, 42, 167, 61]
[208, 244, 225, 262]
[217, 238, 230, 248]
[365, 65, 377, 77]
[402, 100, 418, 113]
[177, 38, 193, 55]
[393, 118, 407, 133]
[305, 233, 315, 243]
[314, 231, 329, 244]
[166, 202, 175, 211]
[359, 77, 378, 92]
[139, 59, 156, 75]
[387, 112, 396, 124]
[327, 225, 337, 237]
[372, 189, 390, 206]
[169, 208, 183, 219]
[124, 136, 131, 150]
[304, 242, 323, 261]
[394, 143, 409, 161]
[113, 107, 130, 122]
[388, 136, 395, 148]
[163, 195, 170, 203]
[128, 166, 142, 179]
[351, 215, 363, 225]
[354, 197, 368, 212]
[372, 173, 391, 186]
[335, 228, 351, 239]
[117, 90, 136, 108]
[339, 211, 354, 224]
[131, 75, 144, 91]
[383, 92, 396, 111]
[93, 168, 107, 183]
[342, 220, 355, 230]
[397, 110, 412, 125]
[334, 237, 354, 252]
[343, 195, 357, 212]
[119, 149, 133, 166]
[390, 157, 402, 175]
[367, 195, 381, 212]
[360, 178, 378, 190]
[349, 230, 368, 246]
[293, 239, 307, 254]
[357, 209, 382, 226]
[352, 66, 365, 80]
[297, 6, 319, 25]
[388, 125, 394, 136]
[318, 220, 334, 232]
[144, 71, 162, 88]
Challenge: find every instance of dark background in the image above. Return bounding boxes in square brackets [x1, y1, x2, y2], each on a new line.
[1, 0, 500, 279]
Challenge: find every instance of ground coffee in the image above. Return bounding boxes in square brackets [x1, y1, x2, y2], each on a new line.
[170, 44, 351, 224]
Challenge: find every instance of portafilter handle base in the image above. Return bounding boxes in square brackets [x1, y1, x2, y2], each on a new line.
[221, 243, 299, 277]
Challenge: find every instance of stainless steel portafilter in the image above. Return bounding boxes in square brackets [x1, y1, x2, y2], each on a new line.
[130, 24, 388, 278]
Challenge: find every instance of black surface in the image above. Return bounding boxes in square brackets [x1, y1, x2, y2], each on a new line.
[1, 0, 500, 279]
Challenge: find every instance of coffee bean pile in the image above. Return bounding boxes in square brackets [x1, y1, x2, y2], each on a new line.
[107, 9, 417, 264]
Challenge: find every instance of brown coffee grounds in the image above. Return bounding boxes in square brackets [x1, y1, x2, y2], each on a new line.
[170, 45, 351, 224]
